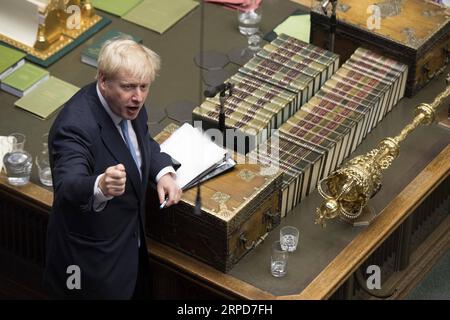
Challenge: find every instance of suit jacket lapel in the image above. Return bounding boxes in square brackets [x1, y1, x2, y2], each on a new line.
[88, 84, 142, 197]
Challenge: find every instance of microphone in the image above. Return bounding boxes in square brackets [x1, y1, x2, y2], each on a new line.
[203, 82, 233, 98]
[194, 184, 202, 215]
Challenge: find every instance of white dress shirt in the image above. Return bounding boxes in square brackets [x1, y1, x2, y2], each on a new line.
[93, 84, 174, 212]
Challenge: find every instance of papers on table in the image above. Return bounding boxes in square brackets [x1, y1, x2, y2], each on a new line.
[160, 123, 235, 189]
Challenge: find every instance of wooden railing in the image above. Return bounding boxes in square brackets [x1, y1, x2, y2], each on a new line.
[0, 145, 448, 299]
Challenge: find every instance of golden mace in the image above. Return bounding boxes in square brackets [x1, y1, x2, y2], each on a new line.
[315, 80, 450, 228]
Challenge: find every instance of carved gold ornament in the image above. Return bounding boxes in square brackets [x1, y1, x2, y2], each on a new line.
[315, 82, 450, 227]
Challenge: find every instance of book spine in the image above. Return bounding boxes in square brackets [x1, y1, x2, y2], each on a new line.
[258, 45, 328, 84]
[353, 48, 408, 100]
[274, 35, 339, 73]
[286, 116, 338, 142]
[325, 76, 387, 126]
[207, 96, 275, 131]
[314, 91, 369, 147]
[326, 78, 381, 103]
[245, 58, 313, 91]
[332, 69, 389, 123]
[194, 102, 263, 137]
[347, 57, 401, 83]
[340, 64, 394, 120]
[354, 47, 408, 73]
[244, 59, 311, 101]
[277, 34, 337, 60]
[258, 46, 323, 71]
[276, 127, 328, 156]
[254, 51, 321, 92]
[250, 139, 308, 175]
[200, 100, 268, 132]
[247, 57, 313, 87]
[321, 84, 379, 130]
[264, 42, 332, 71]
[239, 66, 299, 95]
[280, 121, 336, 156]
[330, 73, 384, 98]
[288, 111, 345, 172]
[345, 58, 401, 112]
[293, 109, 348, 136]
[304, 100, 357, 157]
[231, 73, 296, 102]
[279, 132, 326, 198]
[231, 74, 297, 116]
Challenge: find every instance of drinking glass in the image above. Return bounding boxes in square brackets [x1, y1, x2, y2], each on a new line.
[270, 240, 288, 277]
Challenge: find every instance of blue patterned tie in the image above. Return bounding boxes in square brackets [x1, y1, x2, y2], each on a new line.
[119, 120, 141, 176]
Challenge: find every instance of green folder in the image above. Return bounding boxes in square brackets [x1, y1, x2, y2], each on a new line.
[0, 44, 26, 79]
[91, 0, 143, 17]
[15, 77, 79, 120]
[263, 9, 310, 43]
[81, 29, 143, 67]
[1, 63, 49, 97]
[123, 0, 199, 34]
[273, 14, 311, 43]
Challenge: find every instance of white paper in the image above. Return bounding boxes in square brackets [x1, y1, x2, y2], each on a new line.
[0, 136, 14, 173]
[0, 0, 40, 47]
[160, 123, 227, 189]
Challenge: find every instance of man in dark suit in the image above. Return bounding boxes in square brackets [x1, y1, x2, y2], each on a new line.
[43, 38, 182, 299]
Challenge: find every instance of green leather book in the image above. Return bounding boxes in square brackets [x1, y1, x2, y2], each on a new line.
[0, 63, 49, 97]
[81, 29, 143, 67]
[15, 76, 79, 120]
[123, 0, 199, 34]
[0, 44, 26, 81]
[91, 0, 143, 17]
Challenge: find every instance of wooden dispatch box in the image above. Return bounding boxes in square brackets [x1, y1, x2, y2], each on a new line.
[146, 124, 282, 272]
[310, 0, 450, 97]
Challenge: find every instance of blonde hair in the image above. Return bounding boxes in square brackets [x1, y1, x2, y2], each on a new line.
[96, 37, 161, 83]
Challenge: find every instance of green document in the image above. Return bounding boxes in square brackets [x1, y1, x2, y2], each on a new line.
[15, 76, 79, 120]
[274, 14, 311, 43]
[91, 0, 143, 17]
[82, 29, 143, 67]
[0, 44, 26, 78]
[123, 0, 199, 34]
[1, 63, 49, 96]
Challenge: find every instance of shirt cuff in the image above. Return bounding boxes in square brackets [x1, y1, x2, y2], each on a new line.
[155, 166, 176, 183]
[93, 174, 114, 212]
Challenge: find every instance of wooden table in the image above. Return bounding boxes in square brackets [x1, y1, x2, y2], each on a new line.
[0, 0, 448, 299]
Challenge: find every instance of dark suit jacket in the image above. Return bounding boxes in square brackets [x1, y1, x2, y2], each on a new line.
[43, 82, 172, 299]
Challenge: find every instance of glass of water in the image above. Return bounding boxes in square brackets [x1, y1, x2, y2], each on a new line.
[36, 152, 52, 187]
[238, 1, 262, 36]
[270, 240, 288, 277]
[36, 133, 52, 187]
[280, 226, 299, 252]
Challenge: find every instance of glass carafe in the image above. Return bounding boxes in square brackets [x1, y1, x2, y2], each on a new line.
[2, 133, 32, 186]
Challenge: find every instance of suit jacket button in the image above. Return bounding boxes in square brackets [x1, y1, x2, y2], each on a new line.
[133, 231, 137, 238]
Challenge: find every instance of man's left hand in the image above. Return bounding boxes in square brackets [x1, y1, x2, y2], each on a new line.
[157, 173, 182, 207]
